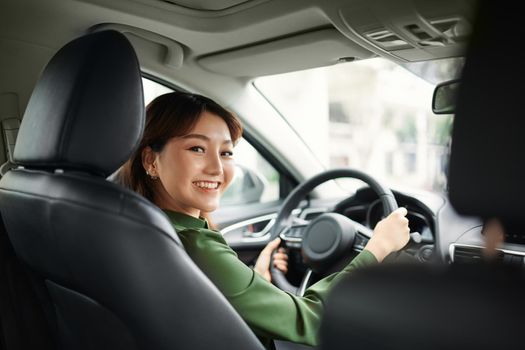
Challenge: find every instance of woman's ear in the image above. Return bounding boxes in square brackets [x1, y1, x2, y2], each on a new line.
[141, 146, 158, 177]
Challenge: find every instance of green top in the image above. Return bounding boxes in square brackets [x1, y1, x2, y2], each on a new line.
[164, 210, 377, 349]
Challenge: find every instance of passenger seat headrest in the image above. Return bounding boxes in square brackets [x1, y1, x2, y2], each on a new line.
[13, 30, 144, 177]
[448, 0, 525, 221]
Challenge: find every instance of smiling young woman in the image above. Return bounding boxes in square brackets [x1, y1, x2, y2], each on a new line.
[141, 111, 236, 217]
[118, 91, 410, 349]
[119, 92, 242, 214]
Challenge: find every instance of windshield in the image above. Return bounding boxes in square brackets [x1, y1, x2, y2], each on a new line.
[255, 57, 460, 194]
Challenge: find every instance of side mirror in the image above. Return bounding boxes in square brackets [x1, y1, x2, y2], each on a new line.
[221, 164, 267, 205]
[432, 79, 460, 114]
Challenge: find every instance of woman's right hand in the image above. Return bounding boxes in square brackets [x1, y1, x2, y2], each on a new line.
[254, 238, 288, 282]
[364, 207, 410, 262]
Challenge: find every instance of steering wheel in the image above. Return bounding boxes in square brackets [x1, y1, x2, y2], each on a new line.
[269, 168, 398, 295]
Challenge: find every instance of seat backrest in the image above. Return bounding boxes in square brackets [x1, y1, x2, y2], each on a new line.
[0, 30, 263, 350]
[320, 263, 525, 350]
[319, 0, 525, 349]
[0, 213, 56, 350]
[0, 92, 54, 350]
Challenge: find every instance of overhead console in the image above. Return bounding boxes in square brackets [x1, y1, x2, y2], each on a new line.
[337, 0, 477, 62]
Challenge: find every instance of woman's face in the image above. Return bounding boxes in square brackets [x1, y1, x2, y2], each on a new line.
[144, 111, 235, 217]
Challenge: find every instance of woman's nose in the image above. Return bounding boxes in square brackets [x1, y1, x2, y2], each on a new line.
[204, 153, 223, 175]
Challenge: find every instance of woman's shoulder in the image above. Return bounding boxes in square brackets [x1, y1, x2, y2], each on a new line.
[174, 224, 228, 247]
[176, 225, 221, 237]
[162, 209, 230, 248]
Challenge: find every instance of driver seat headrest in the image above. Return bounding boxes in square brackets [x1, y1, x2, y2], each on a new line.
[13, 30, 144, 177]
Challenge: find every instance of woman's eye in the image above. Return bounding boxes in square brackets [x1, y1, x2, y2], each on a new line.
[221, 151, 234, 157]
[189, 146, 205, 153]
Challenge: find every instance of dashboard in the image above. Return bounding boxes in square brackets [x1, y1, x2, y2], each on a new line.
[268, 186, 445, 285]
[325, 187, 525, 266]
[222, 185, 525, 269]
[315, 187, 440, 262]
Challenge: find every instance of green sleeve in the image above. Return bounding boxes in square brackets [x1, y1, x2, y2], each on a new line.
[177, 228, 377, 347]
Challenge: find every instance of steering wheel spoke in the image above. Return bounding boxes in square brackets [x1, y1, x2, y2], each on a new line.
[279, 224, 307, 248]
[350, 220, 373, 251]
[296, 268, 313, 297]
[352, 220, 373, 238]
[352, 233, 369, 252]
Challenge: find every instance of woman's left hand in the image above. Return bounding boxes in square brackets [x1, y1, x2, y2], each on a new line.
[254, 238, 288, 282]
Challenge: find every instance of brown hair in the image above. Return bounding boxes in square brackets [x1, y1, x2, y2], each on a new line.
[118, 91, 242, 212]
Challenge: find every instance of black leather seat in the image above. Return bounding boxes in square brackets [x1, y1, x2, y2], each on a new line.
[0, 30, 263, 350]
[319, 0, 525, 349]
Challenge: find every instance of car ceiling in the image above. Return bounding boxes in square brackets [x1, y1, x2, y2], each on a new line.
[0, 0, 476, 120]
[0, 0, 478, 195]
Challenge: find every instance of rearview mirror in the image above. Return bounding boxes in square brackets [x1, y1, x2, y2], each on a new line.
[432, 79, 460, 114]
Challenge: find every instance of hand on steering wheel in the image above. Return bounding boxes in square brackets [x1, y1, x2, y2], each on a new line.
[268, 168, 413, 295]
[253, 238, 288, 282]
[365, 207, 410, 262]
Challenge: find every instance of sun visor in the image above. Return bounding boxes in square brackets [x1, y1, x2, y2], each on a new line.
[197, 28, 374, 77]
[163, 0, 250, 11]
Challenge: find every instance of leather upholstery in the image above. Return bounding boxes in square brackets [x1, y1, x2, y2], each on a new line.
[13, 31, 144, 177]
[320, 263, 525, 350]
[448, 0, 525, 220]
[0, 30, 264, 349]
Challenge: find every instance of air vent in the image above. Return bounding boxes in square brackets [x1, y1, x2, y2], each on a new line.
[453, 245, 485, 263]
[450, 244, 523, 264]
[453, 245, 507, 263]
[365, 29, 411, 50]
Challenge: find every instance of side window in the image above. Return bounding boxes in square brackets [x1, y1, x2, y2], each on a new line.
[221, 138, 280, 206]
[143, 78, 173, 104]
[141, 77, 281, 206]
